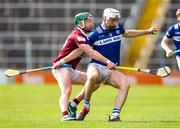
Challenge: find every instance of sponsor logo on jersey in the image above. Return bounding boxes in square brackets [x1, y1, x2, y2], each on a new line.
[77, 36, 86, 42]
[94, 35, 121, 46]
[116, 30, 120, 34]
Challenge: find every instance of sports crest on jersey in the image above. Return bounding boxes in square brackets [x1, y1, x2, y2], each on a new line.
[77, 36, 86, 42]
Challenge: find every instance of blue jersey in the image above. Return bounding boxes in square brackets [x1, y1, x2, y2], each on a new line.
[87, 23, 125, 66]
[166, 23, 180, 56]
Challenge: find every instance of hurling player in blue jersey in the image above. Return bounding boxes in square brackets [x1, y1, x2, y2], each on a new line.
[161, 8, 180, 70]
[74, 8, 157, 122]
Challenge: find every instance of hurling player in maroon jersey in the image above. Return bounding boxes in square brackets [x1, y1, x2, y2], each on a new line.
[52, 12, 116, 121]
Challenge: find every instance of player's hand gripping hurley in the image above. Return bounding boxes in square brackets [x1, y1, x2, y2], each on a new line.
[4, 64, 72, 77]
[117, 66, 171, 77]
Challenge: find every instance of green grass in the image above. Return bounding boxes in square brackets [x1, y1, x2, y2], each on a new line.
[0, 84, 180, 128]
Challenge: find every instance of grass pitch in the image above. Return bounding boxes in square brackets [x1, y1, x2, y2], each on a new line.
[0, 84, 180, 128]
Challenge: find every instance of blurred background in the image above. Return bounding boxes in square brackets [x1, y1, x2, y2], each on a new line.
[0, 0, 180, 85]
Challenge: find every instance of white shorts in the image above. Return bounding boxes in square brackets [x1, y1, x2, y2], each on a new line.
[176, 56, 180, 70]
[88, 63, 113, 84]
[52, 67, 81, 82]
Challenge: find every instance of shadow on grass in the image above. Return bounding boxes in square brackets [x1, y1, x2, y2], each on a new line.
[123, 120, 180, 123]
[83, 120, 180, 123]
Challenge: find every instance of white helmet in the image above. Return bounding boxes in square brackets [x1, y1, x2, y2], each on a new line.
[103, 8, 121, 20]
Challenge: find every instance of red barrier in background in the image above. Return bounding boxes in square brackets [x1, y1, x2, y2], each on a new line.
[15, 71, 56, 85]
[15, 71, 180, 85]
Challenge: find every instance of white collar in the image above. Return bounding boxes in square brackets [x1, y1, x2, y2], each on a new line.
[77, 26, 87, 36]
[101, 22, 106, 30]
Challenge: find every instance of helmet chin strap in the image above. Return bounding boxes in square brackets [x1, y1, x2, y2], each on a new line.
[102, 17, 108, 28]
[77, 20, 85, 29]
[77, 21, 91, 33]
[77, 17, 94, 33]
[103, 17, 111, 29]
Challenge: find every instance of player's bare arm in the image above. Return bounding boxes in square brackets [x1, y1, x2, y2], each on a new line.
[123, 27, 157, 38]
[79, 44, 116, 69]
[53, 44, 116, 70]
[161, 36, 174, 58]
[53, 48, 83, 69]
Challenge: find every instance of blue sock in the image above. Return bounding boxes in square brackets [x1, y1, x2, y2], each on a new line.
[84, 99, 90, 110]
[111, 108, 120, 117]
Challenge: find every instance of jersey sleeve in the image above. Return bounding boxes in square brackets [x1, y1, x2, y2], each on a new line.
[87, 30, 98, 46]
[118, 24, 125, 34]
[166, 26, 174, 38]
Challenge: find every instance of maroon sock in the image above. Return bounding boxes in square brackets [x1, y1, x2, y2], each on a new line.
[62, 111, 68, 117]
[83, 106, 89, 113]
[72, 98, 80, 105]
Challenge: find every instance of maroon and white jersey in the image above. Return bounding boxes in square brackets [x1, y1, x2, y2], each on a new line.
[53, 27, 87, 69]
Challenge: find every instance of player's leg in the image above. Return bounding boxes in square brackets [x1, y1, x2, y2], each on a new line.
[67, 71, 86, 118]
[68, 70, 100, 118]
[77, 64, 101, 120]
[106, 70, 130, 122]
[176, 56, 180, 70]
[84, 64, 101, 103]
[52, 68, 75, 121]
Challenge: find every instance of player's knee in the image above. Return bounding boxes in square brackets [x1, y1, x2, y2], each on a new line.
[62, 86, 72, 96]
[87, 74, 98, 83]
[93, 84, 100, 91]
[124, 80, 130, 89]
[121, 80, 130, 91]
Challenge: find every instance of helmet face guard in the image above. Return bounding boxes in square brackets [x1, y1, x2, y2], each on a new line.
[103, 8, 121, 31]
